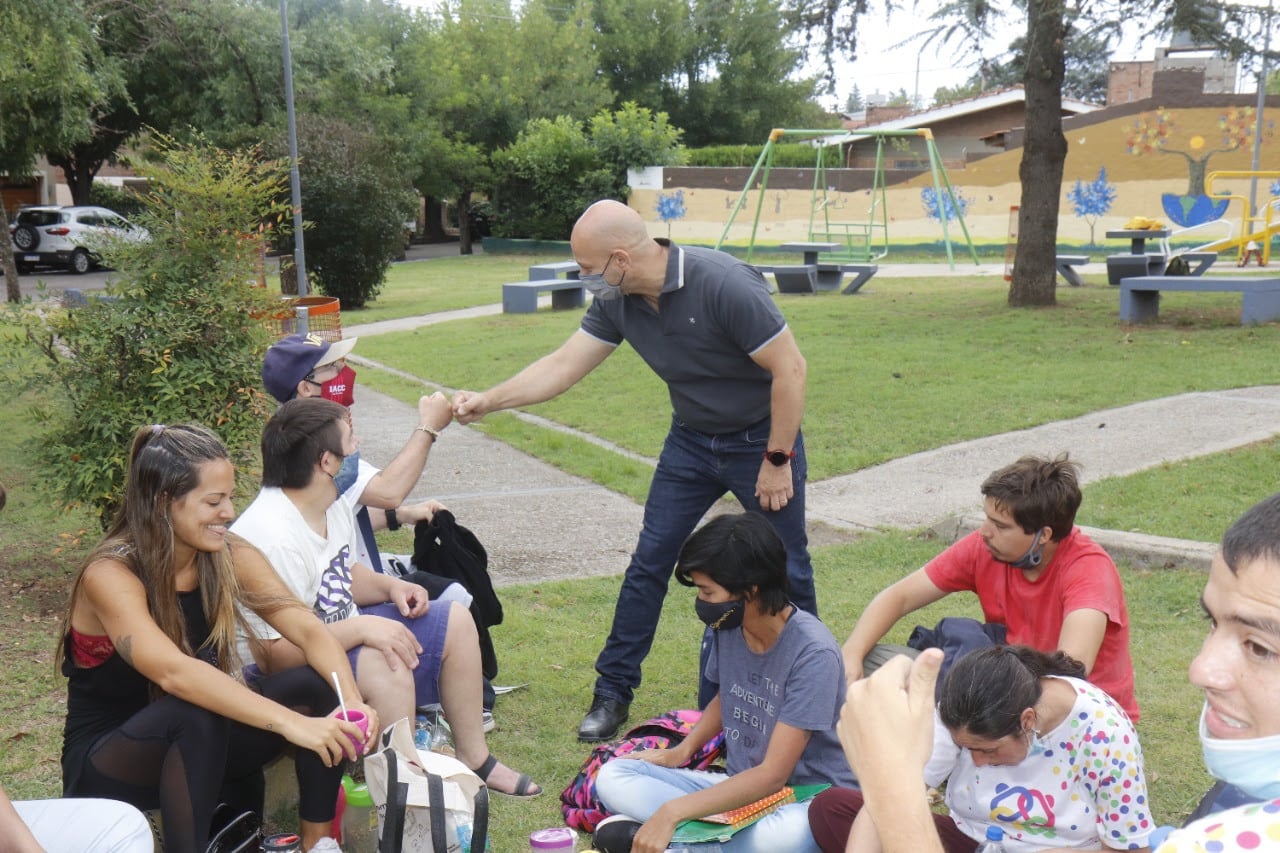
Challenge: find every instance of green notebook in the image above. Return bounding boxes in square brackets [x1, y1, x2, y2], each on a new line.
[668, 783, 831, 844]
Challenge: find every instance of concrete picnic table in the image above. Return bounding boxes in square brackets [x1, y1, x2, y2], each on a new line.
[779, 241, 843, 289]
[1104, 229, 1170, 285]
[1106, 229, 1170, 255]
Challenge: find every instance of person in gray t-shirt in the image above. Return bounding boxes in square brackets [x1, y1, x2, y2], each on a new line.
[453, 199, 815, 743]
[592, 513, 852, 853]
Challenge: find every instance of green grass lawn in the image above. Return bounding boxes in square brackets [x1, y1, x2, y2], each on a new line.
[2, 255, 1270, 848]
[355, 272, 1280, 497]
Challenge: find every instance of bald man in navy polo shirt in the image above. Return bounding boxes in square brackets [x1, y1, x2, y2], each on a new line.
[453, 199, 815, 741]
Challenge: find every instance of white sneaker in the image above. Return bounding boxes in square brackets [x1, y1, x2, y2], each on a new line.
[482, 710, 496, 733]
[307, 837, 343, 853]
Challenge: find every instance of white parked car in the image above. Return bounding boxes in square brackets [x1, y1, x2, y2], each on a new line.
[10, 205, 148, 275]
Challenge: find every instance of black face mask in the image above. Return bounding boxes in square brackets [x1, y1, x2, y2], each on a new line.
[695, 597, 746, 631]
[1007, 530, 1045, 570]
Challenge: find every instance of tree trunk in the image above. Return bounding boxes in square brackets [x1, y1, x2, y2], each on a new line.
[1009, 0, 1068, 307]
[458, 189, 474, 256]
[49, 151, 102, 207]
[1, 202, 19, 303]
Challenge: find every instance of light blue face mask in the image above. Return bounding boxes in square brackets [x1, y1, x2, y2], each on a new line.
[333, 449, 360, 495]
[1199, 703, 1280, 800]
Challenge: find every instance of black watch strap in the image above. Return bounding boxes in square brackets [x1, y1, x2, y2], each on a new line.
[764, 449, 795, 467]
[385, 508, 401, 531]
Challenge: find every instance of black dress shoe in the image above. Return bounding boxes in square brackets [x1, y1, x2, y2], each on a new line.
[578, 695, 630, 742]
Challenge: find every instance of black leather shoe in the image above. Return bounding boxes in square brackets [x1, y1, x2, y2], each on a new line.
[577, 695, 629, 742]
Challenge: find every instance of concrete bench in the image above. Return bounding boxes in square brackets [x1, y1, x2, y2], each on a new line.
[1055, 255, 1090, 287]
[502, 279, 586, 313]
[819, 262, 879, 294]
[1119, 275, 1280, 325]
[528, 260, 580, 280]
[770, 264, 818, 294]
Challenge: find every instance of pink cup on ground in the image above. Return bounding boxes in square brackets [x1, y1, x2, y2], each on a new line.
[334, 709, 369, 754]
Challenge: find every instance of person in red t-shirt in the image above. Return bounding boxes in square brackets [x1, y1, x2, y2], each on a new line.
[841, 453, 1139, 721]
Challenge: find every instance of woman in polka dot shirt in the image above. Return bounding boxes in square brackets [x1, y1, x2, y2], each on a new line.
[809, 645, 1153, 852]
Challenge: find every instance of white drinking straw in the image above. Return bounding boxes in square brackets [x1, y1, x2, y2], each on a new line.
[331, 671, 349, 718]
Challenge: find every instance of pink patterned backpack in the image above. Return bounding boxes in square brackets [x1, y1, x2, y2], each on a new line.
[559, 709, 725, 833]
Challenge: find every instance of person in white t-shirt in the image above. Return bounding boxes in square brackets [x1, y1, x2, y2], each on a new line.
[235, 397, 539, 798]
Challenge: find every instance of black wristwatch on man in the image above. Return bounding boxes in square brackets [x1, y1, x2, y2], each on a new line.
[764, 448, 795, 467]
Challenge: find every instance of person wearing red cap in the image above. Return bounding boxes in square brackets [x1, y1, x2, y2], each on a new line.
[261, 333, 453, 572]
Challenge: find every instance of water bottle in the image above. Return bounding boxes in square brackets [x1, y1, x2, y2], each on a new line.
[414, 713, 431, 750]
[340, 776, 379, 852]
[974, 825, 1007, 852]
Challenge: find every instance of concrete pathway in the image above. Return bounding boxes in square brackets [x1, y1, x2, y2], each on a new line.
[345, 298, 1280, 582]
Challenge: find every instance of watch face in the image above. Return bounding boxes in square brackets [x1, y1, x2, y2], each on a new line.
[767, 450, 790, 466]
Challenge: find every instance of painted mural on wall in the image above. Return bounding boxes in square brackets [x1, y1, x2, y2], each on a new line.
[628, 97, 1275, 249]
[1066, 167, 1117, 246]
[1126, 107, 1259, 227]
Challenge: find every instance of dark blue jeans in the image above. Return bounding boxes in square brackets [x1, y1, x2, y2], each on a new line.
[593, 417, 816, 704]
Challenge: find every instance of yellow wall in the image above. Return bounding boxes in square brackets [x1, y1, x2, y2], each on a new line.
[633, 106, 1276, 247]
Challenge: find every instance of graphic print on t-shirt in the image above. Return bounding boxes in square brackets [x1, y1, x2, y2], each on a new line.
[725, 672, 781, 753]
[316, 544, 356, 623]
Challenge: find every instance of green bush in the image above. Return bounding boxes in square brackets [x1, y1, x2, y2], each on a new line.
[271, 116, 416, 309]
[490, 104, 685, 239]
[686, 142, 828, 168]
[3, 135, 286, 527]
[491, 116, 605, 240]
[87, 182, 146, 219]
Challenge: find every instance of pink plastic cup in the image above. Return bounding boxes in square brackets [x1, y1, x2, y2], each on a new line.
[334, 709, 369, 754]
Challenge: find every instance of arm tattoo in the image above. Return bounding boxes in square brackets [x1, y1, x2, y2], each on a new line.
[116, 635, 134, 666]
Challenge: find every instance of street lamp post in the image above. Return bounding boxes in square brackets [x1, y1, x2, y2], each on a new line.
[280, 0, 309, 298]
[1248, 0, 1275, 217]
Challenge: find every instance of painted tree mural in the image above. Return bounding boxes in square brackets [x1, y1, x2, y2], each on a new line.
[655, 189, 686, 237]
[1066, 167, 1117, 246]
[1126, 107, 1257, 227]
[921, 186, 972, 222]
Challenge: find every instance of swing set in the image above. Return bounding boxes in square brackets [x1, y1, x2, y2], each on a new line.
[714, 128, 979, 268]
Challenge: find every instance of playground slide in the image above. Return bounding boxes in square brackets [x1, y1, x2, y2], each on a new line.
[1202, 221, 1280, 253]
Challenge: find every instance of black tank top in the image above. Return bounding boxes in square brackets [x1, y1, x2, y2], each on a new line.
[61, 587, 214, 793]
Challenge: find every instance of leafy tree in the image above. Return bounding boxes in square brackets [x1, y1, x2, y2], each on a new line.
[587, 103, 687, 198]
[5, 136, 286, 525]
[43, 0, 283, 205]
[0, 0, 105, 301]
[932, 80, 984, 106]
[270, 115, 416, 309]
[591, 0, 823, 146]
[1066, 166, 1117, 245]
[492, 104, 686, 239]
[954, 27, 1111, 104]
[397, 0, 610, 250]
[845, 85, 865, 112]
[491, 116, 608, 239]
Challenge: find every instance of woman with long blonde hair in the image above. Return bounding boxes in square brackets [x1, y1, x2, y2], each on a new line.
[58, 424, 377, 853]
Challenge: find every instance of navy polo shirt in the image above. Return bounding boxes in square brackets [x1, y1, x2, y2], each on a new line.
[578, 240, 787, 434]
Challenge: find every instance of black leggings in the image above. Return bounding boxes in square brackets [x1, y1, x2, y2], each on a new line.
[71, 666, 342, 853]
